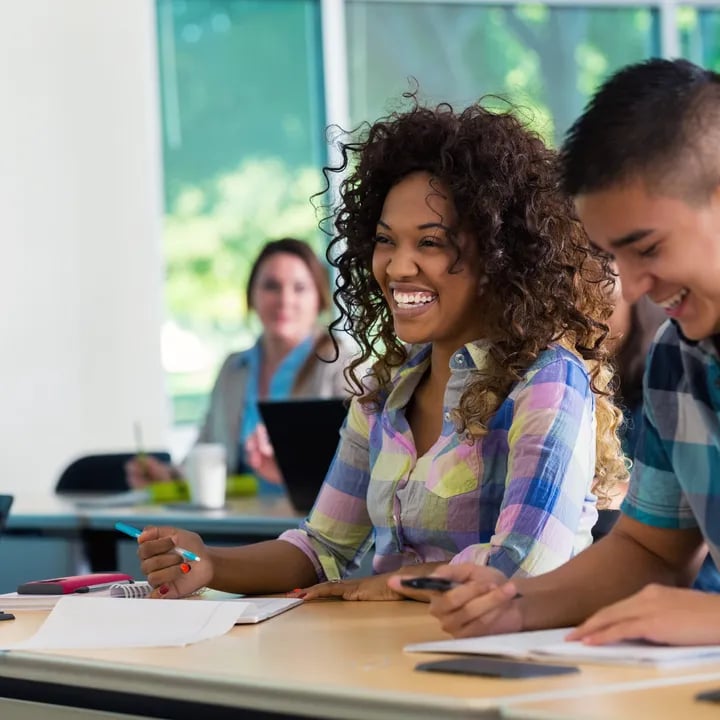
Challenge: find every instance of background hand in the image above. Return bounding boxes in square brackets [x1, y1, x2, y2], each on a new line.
[137, 525, 212, 598]
[125, 455, 175, 489]
[244, 424, 283, 485]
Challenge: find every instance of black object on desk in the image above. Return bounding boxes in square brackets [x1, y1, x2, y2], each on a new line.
[258, 398, 347, 513]
[415, 657, 579, 679]
[697, 687, 720, 703]
[0, 612, 15, 621]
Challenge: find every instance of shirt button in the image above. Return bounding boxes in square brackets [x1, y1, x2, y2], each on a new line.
[444, 412, 451, 421]
[454, 353, 465, 365]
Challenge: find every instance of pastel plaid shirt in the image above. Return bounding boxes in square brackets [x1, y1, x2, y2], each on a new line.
[279, 341, 598, 580]
[622, 321, 720, 568]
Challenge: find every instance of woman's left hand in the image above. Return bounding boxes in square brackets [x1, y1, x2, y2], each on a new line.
[290, 574, 405, 601]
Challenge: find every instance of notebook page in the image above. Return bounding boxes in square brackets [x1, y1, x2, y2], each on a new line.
[0, 597, 241, 649]
[534, 640, 720, 667]
[405, 628, 572, 657]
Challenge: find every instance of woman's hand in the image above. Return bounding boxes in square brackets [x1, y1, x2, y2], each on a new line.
[137, 526, 213, 598]
[125, 455, 174, 489]
[567, 585, 720, 646]
[245, 424, 283, 485]
[390, 563, 523, 637]
[290, 573, 406, 602]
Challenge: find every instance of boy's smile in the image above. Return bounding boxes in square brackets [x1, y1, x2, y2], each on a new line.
[575, 179, 720, 341]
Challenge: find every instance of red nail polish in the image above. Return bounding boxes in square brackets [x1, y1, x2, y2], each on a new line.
[159, 585, 169, 595]
[180, 563, 191, 574]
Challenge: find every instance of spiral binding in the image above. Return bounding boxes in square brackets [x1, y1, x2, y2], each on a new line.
[109, 582, 152, 599]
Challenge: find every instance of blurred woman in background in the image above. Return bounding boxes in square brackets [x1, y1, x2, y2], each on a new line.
[126, 238, 350, 494]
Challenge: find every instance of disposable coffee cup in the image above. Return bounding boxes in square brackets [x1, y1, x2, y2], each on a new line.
[186, 443, 227, 509]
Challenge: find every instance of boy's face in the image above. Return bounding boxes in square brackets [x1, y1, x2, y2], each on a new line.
[575, 179, 720, 341]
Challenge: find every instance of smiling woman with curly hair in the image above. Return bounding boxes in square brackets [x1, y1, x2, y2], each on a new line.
[134, 97, 627, 605]
[328, 100, 627, 509]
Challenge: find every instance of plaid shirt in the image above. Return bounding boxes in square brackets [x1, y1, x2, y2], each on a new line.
[623, 321, 720, 569]
[279, 341, 598, 580]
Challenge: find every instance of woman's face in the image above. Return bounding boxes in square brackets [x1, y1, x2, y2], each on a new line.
[371, 171, 486, 351]
[250, 252, 321, 346]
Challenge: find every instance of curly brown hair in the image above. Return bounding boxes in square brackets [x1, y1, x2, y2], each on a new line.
[323, 98, 628, 504]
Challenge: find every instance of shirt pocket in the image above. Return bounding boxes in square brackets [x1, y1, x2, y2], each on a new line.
[422, 441, 480, 499]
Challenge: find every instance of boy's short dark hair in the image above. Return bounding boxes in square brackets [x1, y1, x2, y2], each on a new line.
[561, 58, 720, 202]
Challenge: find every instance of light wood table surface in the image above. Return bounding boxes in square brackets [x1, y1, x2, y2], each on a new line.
[502, 676, 720, 719]
[2, 602, 720, 720]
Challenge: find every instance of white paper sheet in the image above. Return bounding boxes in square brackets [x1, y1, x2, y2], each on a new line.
[0, 597, 242, 649]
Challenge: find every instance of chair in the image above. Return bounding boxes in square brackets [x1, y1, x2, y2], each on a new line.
[55, 453, 169, 572]
[55, 452, 171, 494]
[0, 495, 13, 534]
[592, 508, 621, 543]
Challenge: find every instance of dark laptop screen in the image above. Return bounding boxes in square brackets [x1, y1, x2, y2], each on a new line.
[258, 399, 347, 513]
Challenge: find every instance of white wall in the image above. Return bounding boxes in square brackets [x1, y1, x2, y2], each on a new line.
[0, 0, 169, 494]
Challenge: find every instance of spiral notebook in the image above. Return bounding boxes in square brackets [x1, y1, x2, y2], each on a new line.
[0, 582, 302, 623]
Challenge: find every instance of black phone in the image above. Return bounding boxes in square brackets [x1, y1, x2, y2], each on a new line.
[416, 657, 579, 679]
[400, 577, 459, 592]
[696, 688, 720, 703]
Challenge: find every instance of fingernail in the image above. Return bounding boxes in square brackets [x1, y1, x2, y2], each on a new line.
[180, 563, 191, 574]
[159, 585, 169, 595]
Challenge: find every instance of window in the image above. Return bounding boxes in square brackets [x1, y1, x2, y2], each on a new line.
[156, 0, 720, 438]
[156, 0, 326, 427]
[679, 6, 720, 71]
[346, 2, 659, 145]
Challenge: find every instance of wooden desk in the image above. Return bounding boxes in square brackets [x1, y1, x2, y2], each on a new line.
[2, 602, 720, 720]
[502, 677, 720, 719]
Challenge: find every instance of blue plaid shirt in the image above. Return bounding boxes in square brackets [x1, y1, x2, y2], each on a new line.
[622, 321, 720, 568]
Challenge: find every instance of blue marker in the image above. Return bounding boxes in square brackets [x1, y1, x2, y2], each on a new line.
[114, 521, 201, 562]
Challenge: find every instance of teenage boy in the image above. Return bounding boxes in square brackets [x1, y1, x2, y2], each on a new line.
[390, 58, 720, 646]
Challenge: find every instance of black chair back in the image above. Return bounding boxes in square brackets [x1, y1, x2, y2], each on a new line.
[0, 495, 12, 533]
[55, 452, 171, 494]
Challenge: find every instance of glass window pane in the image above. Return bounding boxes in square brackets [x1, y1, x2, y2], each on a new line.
[346, 2, 660, 145]
[679, 8, 720, 72]
[156, 0, 326, 427]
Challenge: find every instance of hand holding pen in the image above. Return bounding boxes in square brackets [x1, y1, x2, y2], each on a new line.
[123, 523, 213, 599]
[115, 522, 201, 566]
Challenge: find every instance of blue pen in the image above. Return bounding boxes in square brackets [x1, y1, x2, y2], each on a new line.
[114, 521, 201, 562]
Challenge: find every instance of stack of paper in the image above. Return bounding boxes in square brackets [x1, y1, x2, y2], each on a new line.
[0, 595, 302, 649]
